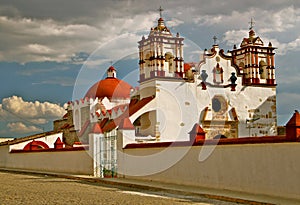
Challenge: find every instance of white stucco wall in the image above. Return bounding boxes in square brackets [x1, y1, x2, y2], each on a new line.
[0, 147, 93, 175]
[119, 142, 300, 200]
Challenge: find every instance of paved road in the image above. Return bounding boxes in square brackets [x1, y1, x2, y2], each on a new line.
[0, 171, 241, 205]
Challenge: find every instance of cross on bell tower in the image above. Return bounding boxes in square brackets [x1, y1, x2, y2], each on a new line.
[249, 18, 255, 30]
[213, 36, 218, 45]
[158, 6, 164, 18]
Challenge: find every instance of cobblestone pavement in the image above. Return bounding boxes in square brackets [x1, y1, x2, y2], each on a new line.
[0, 171, 242, 205]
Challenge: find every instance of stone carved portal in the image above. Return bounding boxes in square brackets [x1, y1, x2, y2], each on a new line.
[201, 95, 239, 139]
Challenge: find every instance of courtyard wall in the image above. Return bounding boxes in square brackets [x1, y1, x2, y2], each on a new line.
[118, 142, 300, 200]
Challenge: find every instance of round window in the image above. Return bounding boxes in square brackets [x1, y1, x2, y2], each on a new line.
[212, 98, 221, 112]
[212, 96, 227, 114]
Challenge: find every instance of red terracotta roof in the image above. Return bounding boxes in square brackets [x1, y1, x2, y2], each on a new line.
[184, 63, 191, 72]
[90, 123, 103, 134]
[189, 123, 205, 134]
[118, 118, 135, 130]
[85, 77, 132, 99]
[54, 137, 64, 149]
[63, 112, 68, 118]
[54, 137, 63, 145]
[99, 118, 109, 128]
[128, 96, 154, 116]
[102, 119, 120, 133]
[107, 104, 127, 114]
[129, 98, 139, 106]
[286, 111, 300, 126]
[102, 96, 154, 132]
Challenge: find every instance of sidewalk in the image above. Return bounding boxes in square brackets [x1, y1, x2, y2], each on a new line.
[0, 168, 299, 205]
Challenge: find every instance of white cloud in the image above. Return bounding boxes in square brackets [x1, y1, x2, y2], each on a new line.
[32, 77, 75, 87]
[0, 104, 11, 121]
[0, 16, 100, 63]
[81, 32, 143, 70]
[7, 122, 42, 134]
[192, 6, 300, 33]
[257, 6, 300, 33]
[26, 44, 55, 55]
[223, 29, 248, 47]
[0, 11, 156, 63]
[2, 3, 299, 63]
[1, 96, 66, 120]
[28, 118, 49, 124]
[190, 6, 300, 55]
[276, 37, 300, 55]
[223, 30, 300, 55]
[0, 96, 67, 136]
[167, 18, 184, 28]
[17, 66, 70, 76]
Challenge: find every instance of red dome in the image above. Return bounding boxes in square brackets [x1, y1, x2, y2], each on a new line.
[85, 77, 132, 99]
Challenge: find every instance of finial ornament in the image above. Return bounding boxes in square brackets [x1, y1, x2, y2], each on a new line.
[249, 18, 255, 30]
[158, 6, 164, 18]
[213, 36, 217, 45]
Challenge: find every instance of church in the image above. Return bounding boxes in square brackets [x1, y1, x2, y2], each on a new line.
[3, 10, 300, 202]
[53, 9, 277, 150]
[0, 8, 279, 176]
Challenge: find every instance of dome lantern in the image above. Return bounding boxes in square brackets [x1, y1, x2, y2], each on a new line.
[107, 66, 117, 78]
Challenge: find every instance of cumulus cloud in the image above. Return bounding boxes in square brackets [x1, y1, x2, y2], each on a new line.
[2, 2, 299, 63]
[257, 6, 300, 33]
[1, 96, 66, 119]
[190, 6, 300, 55]
[275, 36, 300, 55]
[223, 29, 248, 47]
[0, 16, 101, 63]
[0, 96, 67, 136]
[223, 30, 300, 56]
[0, 10, 157, 63]
[167, 18, 184, 28]
[6, 122, 42, 134]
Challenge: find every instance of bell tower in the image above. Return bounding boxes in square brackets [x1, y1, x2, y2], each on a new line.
[138, 6, 185, 82]
[231, 18, 276, 86]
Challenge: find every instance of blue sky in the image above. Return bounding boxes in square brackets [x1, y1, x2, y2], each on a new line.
[0, 0, 299, 138]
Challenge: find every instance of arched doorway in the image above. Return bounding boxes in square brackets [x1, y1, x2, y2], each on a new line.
[213, 134, 227, 139]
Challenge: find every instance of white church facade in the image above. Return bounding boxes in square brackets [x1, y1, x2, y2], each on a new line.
[65, 11, 277, 148]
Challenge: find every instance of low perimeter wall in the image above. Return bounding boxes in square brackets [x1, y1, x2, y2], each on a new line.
[118, 142, 300, 200]
[0, 146, 93, 175]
